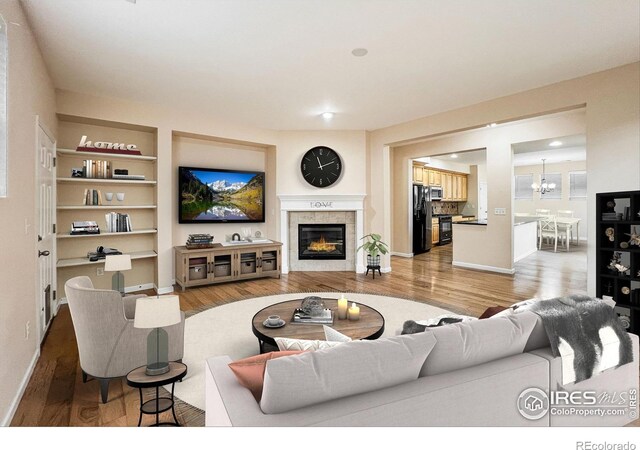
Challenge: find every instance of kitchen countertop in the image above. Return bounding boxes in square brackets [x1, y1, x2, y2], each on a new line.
[454, 220, 487, 226]
[514, 217, 539, 226]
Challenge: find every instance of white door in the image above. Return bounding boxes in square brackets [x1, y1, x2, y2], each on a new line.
[479, 182, 488, 222]
[36, 118, 56, 342]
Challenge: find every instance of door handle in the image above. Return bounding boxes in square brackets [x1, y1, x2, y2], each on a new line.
[38, 250, 50, 257]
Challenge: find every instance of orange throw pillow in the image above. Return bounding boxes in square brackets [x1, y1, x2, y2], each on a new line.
[228, 351, 304, 402]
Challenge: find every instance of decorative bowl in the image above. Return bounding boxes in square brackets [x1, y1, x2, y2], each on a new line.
[300, 296, 326, 317]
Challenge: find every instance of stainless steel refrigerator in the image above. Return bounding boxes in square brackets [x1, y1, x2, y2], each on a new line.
[412, 184, 432, 254]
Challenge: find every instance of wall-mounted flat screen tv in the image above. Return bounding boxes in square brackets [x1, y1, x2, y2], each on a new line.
[179, 166, 265, 223]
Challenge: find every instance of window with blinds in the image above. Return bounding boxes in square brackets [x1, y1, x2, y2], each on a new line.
[514, 174, 533, 200]
[569, 171, 587, 199]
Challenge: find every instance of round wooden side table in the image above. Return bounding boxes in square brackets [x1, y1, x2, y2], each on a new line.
[126, 361, 187, 427]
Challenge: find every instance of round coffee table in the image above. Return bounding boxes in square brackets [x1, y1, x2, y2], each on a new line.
[251, 298, 385, 353]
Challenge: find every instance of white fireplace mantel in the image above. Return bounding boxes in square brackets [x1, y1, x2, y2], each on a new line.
[279, 194, 366, 274]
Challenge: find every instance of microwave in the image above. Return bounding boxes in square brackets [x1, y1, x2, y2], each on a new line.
[429, 186, 443, 201]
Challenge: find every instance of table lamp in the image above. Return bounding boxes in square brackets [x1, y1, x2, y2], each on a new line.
[134, 295, 182, 376]
[104, 254, 131, 295]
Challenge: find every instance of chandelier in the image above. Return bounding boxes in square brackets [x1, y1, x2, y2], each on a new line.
[531, 158, 556, 194]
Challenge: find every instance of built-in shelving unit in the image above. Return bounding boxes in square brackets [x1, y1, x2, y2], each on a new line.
[57, 229, 158, 239]
[56, 114, 158, 292]
[596, 190, 640, 335]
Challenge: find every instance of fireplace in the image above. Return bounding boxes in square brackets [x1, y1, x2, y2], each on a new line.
[298, 224, 346, 260]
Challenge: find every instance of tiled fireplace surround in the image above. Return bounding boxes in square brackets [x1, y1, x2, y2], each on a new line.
[279, 195, 366, 274]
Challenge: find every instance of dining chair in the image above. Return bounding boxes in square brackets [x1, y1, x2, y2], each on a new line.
[538, 216, 559, 252]
[557, 210, 575, 245]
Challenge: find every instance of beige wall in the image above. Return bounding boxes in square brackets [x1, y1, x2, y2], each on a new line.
[371, 62, 639, 293]
[276, 130, 367, 196]
[391, 110, 587, 271]
[0, 0, 57, 425]
[171, 135, 272, 245]
[514, 160, 587, 240]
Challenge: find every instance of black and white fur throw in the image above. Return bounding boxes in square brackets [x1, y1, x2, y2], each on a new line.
[515, 295, 633, 384]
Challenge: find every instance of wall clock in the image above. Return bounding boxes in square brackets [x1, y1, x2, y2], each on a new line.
[300, 146, 342, 188]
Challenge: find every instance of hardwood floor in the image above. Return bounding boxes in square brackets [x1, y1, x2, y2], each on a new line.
[10, 243, 614, 427]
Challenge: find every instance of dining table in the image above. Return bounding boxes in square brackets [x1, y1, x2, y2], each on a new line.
[514, 214, 581, 250]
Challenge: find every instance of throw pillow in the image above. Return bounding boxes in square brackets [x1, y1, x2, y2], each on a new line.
[275, 337, 345, 351]
[260, 332, 437, 414]
[228, 351, 304, 402]
[478, 305, 508, 319]
[323, 325, 352, 342]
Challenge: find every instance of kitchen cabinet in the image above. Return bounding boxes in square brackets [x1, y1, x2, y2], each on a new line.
[432, 219, 440, 245]
[412, 164, 424, 184]
[427, 169, 441, 186]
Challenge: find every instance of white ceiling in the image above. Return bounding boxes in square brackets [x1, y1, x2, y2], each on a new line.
[513, 134, 586, 166]
[22, 0, 640, 130]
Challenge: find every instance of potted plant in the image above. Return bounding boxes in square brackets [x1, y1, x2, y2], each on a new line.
[357, 233, 389, 267]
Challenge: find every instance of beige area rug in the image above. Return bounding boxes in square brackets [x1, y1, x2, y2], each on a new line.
[172, 291, 453, 420]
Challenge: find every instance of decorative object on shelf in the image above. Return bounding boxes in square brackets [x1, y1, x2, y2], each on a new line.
[134, 295, 182, 376]
[77, 134, 142, 156]
[620, 241, 629, 249]
[255, 230, 262, 238]
[615, 263, 630, 274]
[337, 295, 348, 320]
[605, 200, 616, 213]
[530, 158, 556, 194]
[621, 286, 630, 295]
[186, 233, 214, 249]
[300, 296, 326, 317]
[71, 168, 84, 177]
[625, 226, 640, 247]
[116, 192, 125, 202]
[104, 192, 113, 202]
[348, 302, 360, 321]
[614, 306, 632, 330]
[231, 233, 241, 241]
[241, 227, 252, 240]
[605, 227, 614, 242]
[300, 146, 342, 188]
[105, 254, 131, 295]
[608, 252, 623, 273]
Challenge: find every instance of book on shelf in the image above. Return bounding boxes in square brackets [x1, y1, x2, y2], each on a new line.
[291, 308, 334, 325]
[71, 220, 100, 235]
[83, 189, 103, 206]
[104, 212, 133, 233]
[82, 159, 112, 179]
[112, 174, 146, 180]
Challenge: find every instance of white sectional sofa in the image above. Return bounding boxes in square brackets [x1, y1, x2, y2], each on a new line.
[205, 310, 639, 426]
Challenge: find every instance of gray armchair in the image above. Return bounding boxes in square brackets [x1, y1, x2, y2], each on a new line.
[64, 276, 185, 403]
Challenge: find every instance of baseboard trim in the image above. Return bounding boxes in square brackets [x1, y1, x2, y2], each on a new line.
[1, 348, 39, 427]
[514, 248, 538, 263]
[125, 283, 155, 294]
[380, 266, 392, 273]
[391, 252, 413, 258]
[155, 285, 174, 295]
[452, 261, 515, 275]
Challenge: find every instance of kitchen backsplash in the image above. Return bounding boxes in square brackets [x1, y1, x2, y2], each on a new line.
[432, 202, 460, 215]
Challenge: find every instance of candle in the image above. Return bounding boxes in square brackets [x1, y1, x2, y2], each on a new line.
[348, 302, 360, 321]
[337, 295, 348, 320]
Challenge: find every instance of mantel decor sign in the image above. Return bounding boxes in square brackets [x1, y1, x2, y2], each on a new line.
[75, 135, 142, 156]
[309, 201, 334, 209]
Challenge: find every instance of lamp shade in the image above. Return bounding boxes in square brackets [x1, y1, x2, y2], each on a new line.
[104, 254, 132, 272]
[134, 295, 181, 329]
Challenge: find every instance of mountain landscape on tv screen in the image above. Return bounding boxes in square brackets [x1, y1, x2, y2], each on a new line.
[180, 169, 264, 221]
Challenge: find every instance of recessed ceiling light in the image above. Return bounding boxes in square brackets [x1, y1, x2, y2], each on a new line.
[321, 112, 334, 120]
[549, 141, 563, 147]
[486, 123, 497, 128]
[351, 48, 368, 57]
[450, 154, 458, 159]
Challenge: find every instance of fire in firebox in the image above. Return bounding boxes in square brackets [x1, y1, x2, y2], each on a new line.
[308, 235, 337, 253]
